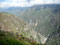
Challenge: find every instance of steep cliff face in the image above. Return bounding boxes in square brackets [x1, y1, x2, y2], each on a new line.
[18, 5, 59, 38]
[45, 10, 60, 45]
[17, 5, 60, 44]
[45, 26, 60, 45]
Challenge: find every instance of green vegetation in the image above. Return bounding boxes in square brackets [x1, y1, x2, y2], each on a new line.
[0, 30, 21, 45]
[0, 29, 44, 45]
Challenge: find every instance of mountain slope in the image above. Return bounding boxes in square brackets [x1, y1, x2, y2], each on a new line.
[0, 12, 26, 34]
[0, 12, 46, 44]
[0, 13, 41, 45]
[0, 4, 60, 44]
[45, 26, 60, 45]
[16, 4, 60, 44]
[17, 4, 60, 38]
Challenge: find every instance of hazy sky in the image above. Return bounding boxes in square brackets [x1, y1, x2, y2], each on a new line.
[0, 0, 60, 7]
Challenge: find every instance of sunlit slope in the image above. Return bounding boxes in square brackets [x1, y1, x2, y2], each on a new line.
[0, 13, 26, 34]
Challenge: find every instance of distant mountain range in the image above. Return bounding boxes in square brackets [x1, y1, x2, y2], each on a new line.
[0, 7, 28, 16]
[0, 4, 60, 15]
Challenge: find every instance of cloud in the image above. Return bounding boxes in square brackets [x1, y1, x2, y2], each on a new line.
[0, 0, 33, 8]
[0, 0, 60, 8]
[30, 0, 60, 4]
[0, 2, 32, 7]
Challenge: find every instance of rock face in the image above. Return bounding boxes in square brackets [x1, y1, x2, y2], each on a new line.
[18, 4, 60, 38]
[45, 26, 60, 45]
